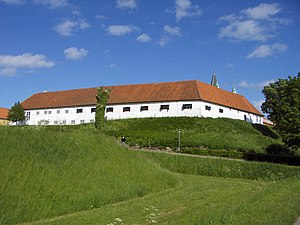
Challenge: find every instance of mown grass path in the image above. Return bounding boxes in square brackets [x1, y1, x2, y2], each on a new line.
[24, 174, 300, 225]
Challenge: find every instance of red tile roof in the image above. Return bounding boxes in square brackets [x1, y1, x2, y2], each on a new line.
[21, 80, 262, 116]
[0, 107, 9, 120]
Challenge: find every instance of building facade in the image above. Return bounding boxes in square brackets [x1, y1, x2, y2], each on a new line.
[0, 107, 9, 126]
[21, 80, 263, 125]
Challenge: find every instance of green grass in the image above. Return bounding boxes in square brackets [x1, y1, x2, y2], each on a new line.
[143, 151, 300, 180]
[26, 175, 300, 225]
[0, 126, 176, 225]
[103, 117, 281, 152]
[1, 125, 300, 225]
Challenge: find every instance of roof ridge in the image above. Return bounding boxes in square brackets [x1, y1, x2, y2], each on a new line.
[106, 79, 197, 88]
[36, 87, 98, 95]
[194, 80, 202, 99]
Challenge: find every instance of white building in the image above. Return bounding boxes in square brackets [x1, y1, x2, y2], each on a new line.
[21, 80, 263, 125]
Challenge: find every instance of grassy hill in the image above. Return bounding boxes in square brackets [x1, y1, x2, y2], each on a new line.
[0, 126, 176, 225]
[1, 125, 299, 225]
[103, 117, 280, 153]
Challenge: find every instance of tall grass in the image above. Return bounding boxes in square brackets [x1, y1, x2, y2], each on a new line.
[0, 126, 176, 225]
[143, 151, 300, 180]
[104, 117, 281, 152]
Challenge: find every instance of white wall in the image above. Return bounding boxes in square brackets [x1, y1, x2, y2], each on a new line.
[25, 105, 96, 125]
[105, 100, 263, 124]
[24, 101, 263, 125]
[198, 101, 263, 124]
[104, 101, 201, 120]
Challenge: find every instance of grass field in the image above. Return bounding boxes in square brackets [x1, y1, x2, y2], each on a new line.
[0, 126, 176, 225]
[0, 125, 299, 225]
[103, 117, 281, 153]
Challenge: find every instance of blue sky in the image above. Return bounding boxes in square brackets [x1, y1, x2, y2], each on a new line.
[0, 0, 299, 112]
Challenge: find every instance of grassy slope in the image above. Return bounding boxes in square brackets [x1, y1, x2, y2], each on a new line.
[104, 117, 280, 152]
[0, 127, 176, 225]
[1, 126, 300, 225]
[28, 174, 300, 225]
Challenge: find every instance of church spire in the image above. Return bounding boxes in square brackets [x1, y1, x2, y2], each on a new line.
[232, 85, 237, 94]
[210, 70, 220, 88]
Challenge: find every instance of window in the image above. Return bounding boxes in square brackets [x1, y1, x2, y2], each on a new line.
[71, 120, 75, 125]
[54, 121, 58, 125]
[80, 120, 85, 124]
[65, 110, 69, 114]
[140, 106, 148, 111]
[160, 105, 169, 111]
[205, 105, 211, 111]
[219, 108, 223, 113]
[57, 110, 60, 114]
[90, 119, 95, 123]
[36, 111, 39, 115]
[44, 111, 47, 115]
[77, 108, 83, 113]
[182, 104, 192, 110]
[62, 120, 66, 125]
[91, 108, 96, 113]
[106, 107, 113, 113]
[26, 112, 30, 120]
[48, 111, 51, 115]
[123, 107, 130, 112]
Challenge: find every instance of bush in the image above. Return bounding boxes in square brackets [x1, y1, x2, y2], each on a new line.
[244, 152, 300, 166]
[266, 144, 292, 155]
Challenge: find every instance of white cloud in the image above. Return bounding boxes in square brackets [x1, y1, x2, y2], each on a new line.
[253, 99, 264, 112]
[136, 33, 152, 43]
[175, 0, 202, 21]
[158, 37, 170, 47]
[64, 47, 88, 60]
[247, 43, 288, 58]
[107, 25, 139, 36]
[116, 0, 136, 9]
[164, 25, 181, 36]
[109, 63, 117, 68]
[54, 19, 90, 36]
[33, 0, 69, 8]
[238, 79, 276, 88]
[225, 63, 234, 68]
[0, 67, 17, 77]
[0, 0, 23, 5]
[219, 3, 284, 41]
[220, 20, 268, 41]
[242, 3, 281, 20]
[0, 53, 55, 76]
[96, 15, 107, 20]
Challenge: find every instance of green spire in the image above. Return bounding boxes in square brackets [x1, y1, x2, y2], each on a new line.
[210, 71, 220, 88]
[232, 85, 237, 94]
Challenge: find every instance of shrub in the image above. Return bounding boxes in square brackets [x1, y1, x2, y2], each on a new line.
[265, 144, 292, 155]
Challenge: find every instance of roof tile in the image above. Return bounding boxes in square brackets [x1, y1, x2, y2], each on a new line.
[0, 107, 9, 120]
[21, 80, 262, 116]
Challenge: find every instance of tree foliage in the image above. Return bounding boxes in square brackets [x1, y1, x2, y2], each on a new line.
[8, 102, 25, 124]
[262, 73, 300, 151]
[95, 87, 110, 129]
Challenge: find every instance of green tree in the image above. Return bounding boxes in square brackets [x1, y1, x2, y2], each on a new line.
[262, 73, 300, 151]
[8, 102, 25, 125]
[95, 87, 110, 129]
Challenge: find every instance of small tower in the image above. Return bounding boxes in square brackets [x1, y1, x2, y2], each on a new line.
[232, 85, 237, 94]
[210, 71, 220, 88]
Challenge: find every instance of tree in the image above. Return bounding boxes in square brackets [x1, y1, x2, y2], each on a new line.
[8, 102, 25, 125]
[95, 87, 110, 129]
[261, 73, 300, 151]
